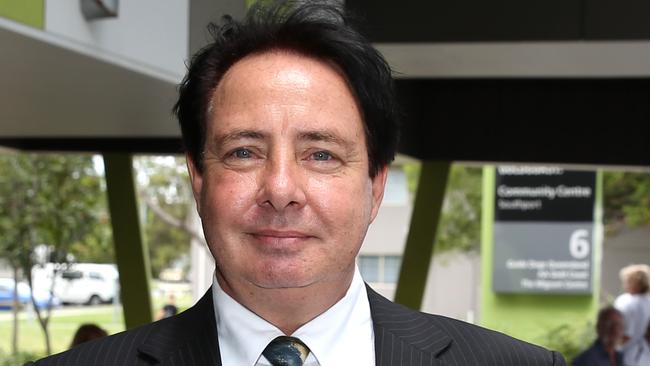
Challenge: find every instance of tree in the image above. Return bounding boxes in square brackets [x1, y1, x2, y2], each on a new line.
[0, 155, 33, 356]
[133, 156, 197, 279]
[603, 171, 650, 235]
[435, 165, 483, 253]
[404, 162, 483, 253]
[0, 152, 108, 355]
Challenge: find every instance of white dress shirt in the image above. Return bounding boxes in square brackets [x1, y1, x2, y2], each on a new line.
[213, 266, 375, 366]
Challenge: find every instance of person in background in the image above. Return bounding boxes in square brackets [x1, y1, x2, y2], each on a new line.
[157, 293, 178, 320]
[573, 306, 625, 366]
[614, 264, 650, 366]
[69, 323, 108, 348]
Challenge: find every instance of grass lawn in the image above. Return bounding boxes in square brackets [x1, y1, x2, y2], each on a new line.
[0, 289, 193, 359]
[0, 305, 126, 358]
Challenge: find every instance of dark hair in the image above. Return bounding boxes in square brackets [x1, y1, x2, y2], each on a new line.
[70, 323, 108, 348]
[174, 0, 399, 177]
[596, 306, 621, 337]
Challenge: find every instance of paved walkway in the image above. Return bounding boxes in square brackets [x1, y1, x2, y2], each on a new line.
[0, 304, 121, 321]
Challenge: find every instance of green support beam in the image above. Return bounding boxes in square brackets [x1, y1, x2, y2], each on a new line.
[394, 161, 451, 310]
[103, 153, 153, 329]
[0, 0, 44, 28]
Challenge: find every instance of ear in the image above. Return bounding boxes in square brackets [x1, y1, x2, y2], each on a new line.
[369, 165, 389, 223]
[186, 154, 204, 216]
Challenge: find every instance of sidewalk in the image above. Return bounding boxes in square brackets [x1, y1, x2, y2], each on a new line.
[0, 304, 120, 322]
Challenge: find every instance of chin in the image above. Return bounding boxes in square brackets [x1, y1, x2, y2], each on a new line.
[250, 267, 316, 290]
[251, 277, 315, 290]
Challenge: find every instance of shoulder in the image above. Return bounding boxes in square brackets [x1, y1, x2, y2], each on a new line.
[29, 290, 217, 366]
[28, 317, 171, 365]
[571, 345, 594, 366]
[614, 293, 634, 308]
[29, 297, 210, 366]
[425, 313, 565, 365]
[367, 286, 566, 366]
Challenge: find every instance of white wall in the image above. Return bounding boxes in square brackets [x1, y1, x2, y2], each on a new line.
[361, 168, 412, 254]
[421, 251, 481, 322]
[45, 0, 188, 77]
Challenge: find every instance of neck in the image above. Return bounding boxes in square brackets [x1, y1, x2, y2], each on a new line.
[606, 348, 618, 366]
[216, 266, 355, 335]
[601, 339, 616, 357]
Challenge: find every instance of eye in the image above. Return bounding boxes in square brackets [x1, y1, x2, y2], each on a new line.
[311, 151, 332, 161]
[233, 148, 252, 159]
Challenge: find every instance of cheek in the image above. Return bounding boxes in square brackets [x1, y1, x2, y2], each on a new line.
[201, 171, 258, 221]
[307, 175, 374, 227]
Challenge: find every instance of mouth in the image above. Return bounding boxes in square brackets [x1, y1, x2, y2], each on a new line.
[248, 229, 314, 247]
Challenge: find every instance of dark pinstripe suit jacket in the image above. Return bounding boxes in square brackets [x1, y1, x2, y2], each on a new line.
[29, 286, 566, 365]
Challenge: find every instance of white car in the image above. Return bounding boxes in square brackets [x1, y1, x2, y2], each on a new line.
[33, 263, 119, 306]
[0, 277, 60, 309]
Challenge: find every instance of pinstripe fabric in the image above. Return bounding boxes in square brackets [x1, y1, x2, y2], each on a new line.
[367, 286, 567, 366]
[28, 290, 222, 366]
[28, 285, 567, 365]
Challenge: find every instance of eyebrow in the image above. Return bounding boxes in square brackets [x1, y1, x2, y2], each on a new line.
[213, 129, 266, 147]
[211, 128, 357, 149]
[297, 130, 356, 149]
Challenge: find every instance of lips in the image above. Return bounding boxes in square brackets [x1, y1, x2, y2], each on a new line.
[248, 229, 313, 247]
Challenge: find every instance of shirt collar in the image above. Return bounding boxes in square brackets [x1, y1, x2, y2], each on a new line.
[292, 266, 374, 365]
[212, 266, 374, 366]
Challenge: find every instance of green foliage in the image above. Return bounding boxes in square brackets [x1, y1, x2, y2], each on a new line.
[404, 162, 483, 253]
[436, 165, 482, 253]
[403, 162, 421, 196]
[604, 171, 650, 234]
[535, 321, 594, 363]
[0, 153, 112, 264]
[134, 156, 192, 278]
[0, 350, 43, 366]
[0, 154, 41, 271]
[145, 205, 191, 278]
[0, 152, 111, 355]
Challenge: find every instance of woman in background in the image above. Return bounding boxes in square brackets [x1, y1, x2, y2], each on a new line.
[614, 264, 650, 366]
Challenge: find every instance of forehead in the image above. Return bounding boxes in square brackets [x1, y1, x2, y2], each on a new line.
[207, 50, 364, 140]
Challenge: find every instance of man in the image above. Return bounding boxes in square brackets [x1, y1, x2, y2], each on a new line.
[573, 307, 626, 366]
[30, 1, 566, 365]
[614, 264, 650, 366]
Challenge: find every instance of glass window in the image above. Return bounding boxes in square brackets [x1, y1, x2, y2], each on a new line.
[382, 169, 409, 205]
[383, 256, 402, 284]
[61, 271, 83, 280]
[358, 255, 379, 282]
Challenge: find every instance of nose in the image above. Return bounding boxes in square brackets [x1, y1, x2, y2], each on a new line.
[255, 155, 306, 211]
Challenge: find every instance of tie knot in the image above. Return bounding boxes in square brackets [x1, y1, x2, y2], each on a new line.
[262, 336, 310, 366]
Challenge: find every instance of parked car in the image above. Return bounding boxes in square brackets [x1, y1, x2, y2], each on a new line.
[32, 263, 119, 306]
[0, 277, 60, 310]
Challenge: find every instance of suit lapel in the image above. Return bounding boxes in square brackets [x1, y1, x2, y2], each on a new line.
[367, 285, 452, 366]
[137, 289, 222, 365]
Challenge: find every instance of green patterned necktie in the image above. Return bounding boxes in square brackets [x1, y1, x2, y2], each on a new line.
[262, 336, 310, 366]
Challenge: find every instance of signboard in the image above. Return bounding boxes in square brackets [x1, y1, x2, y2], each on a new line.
[492, 165, 596, 294]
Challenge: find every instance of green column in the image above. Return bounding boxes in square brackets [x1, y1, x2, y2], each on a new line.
[0, 0, 44, 28]
[394, 161, 451, 310]
[103, 153, 153, 329]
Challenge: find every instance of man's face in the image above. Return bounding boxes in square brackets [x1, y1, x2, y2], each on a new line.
[188, 51, 387, 293]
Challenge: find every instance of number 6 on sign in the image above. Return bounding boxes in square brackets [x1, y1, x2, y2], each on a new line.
[569, 229, 590, 259]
